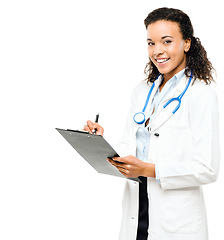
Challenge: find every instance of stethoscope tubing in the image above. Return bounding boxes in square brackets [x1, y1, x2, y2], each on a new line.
[163, 73, 192, 114]
[133, 72, 193, 124]
[142, 81, 156, 112]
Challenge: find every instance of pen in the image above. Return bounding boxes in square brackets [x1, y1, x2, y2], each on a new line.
[93, 113, 99, 134]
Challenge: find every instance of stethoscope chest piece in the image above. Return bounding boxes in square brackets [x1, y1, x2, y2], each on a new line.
[133, 112, 146, 124]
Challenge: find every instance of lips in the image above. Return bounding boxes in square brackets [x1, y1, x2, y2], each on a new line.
[155, 58, 170, 64]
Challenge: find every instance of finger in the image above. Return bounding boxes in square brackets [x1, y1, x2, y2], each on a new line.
[84, 125, 90, 132]
[111, 162, 127, 172]
[107, 159, 132, 177]
[92, 123, 100, 133]
[92, 123, 104, 135]
[118, 168, 129, 177]
[107, 158, 127, 170]
[112, 157, 127, 164]
[87, 120, 100, 134]
[87, 120, 94, 131]
[112, 157, 123, 162]
[92, 123, 99, 134]
[107, 158, 119, 166]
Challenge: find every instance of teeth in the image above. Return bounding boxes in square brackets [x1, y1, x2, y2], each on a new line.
[156, 58, 169, 63]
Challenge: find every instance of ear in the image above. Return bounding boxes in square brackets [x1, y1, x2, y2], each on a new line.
[184, 38, 191, 52]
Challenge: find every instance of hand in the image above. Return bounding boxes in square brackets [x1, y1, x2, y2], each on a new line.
[84, 120, 104, 136]
[107, 155, 155, 178]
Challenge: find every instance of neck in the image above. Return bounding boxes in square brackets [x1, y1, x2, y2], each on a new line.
[160, 67, 186, 92]
[162, 56, 187, 86]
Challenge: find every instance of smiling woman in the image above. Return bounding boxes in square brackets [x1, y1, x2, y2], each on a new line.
[84, 7, 220, 240]
[144, 8, 214, 86]
[147, 21, 191, 88]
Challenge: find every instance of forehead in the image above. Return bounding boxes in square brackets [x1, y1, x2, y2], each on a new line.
[147, 20, 182, 39]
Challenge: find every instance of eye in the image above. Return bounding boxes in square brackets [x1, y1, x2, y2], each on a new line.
[164, 40, 172, 44]
[148, 42, 155, 46]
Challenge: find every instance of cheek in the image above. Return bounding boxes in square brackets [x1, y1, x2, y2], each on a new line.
[170, 43, 185, 60]
[176, 41, 185, 55]
[148, 47, 153, 57]
[148, 48, 156, 63]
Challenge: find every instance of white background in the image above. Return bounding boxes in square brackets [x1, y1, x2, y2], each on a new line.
[0, 0, 223, 239]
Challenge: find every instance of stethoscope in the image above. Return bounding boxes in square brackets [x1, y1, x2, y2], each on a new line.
[133, 72, 193, 124]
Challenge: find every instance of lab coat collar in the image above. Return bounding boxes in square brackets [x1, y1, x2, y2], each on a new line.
[160, 73, 189, 104]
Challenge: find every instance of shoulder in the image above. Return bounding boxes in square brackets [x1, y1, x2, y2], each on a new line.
[189, 79, 218, 101]
[130, 81, 152, 106]
[133, 80, 151, 92]
[187, 79, 218, 107]
[131, 81, 152, 97]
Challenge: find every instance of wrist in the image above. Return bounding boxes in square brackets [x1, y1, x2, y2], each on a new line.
[142, 163, 156, 178]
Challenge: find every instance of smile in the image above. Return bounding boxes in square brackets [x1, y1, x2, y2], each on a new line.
[155, 58, 170, 64]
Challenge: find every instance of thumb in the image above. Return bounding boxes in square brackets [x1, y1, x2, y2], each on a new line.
[92, 123, 104, 135]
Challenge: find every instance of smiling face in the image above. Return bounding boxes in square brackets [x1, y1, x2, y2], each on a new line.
[147, 20, 191, 82]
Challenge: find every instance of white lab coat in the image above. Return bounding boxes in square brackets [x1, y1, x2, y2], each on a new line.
[116, 75, 220, 240]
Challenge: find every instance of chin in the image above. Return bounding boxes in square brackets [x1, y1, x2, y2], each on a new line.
[156, 64, 180, 76]
[156, 67, 171, 75]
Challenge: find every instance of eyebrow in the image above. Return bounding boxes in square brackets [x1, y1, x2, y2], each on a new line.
[162, 35, 174, 39]
[147, 35, 174, 41]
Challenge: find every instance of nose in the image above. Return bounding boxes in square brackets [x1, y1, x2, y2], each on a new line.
[153, 43, 164, 56]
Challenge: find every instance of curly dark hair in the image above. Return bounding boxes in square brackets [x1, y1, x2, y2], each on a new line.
[144, 7, 215, 84]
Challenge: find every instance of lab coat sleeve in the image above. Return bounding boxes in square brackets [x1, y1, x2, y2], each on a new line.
[159, 85, 220, 190]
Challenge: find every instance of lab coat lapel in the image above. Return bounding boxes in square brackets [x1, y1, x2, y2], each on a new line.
[144, 75, 163, 114]
[150, 75, 189, 132]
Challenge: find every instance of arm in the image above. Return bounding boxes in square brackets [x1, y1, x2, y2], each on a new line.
[158, 85, 220, 190]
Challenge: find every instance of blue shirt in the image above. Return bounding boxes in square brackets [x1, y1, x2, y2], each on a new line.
[136, 69, 185, 180]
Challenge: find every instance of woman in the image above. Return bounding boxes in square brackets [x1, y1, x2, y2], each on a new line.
[84, 8, 220, 240]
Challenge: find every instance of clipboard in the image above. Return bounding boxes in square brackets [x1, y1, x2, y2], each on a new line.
[56, 128, 141, 183]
